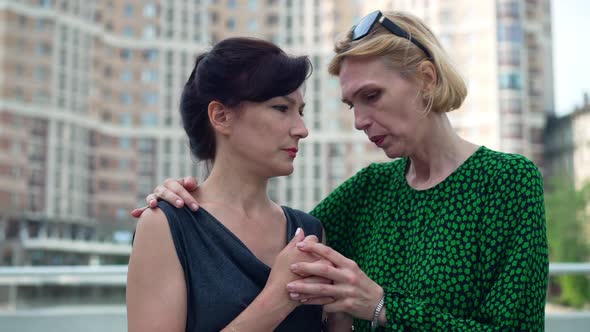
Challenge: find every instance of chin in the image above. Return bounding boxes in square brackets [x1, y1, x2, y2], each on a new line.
[270, 164, 295, 177]
[383, 147, 405, 160]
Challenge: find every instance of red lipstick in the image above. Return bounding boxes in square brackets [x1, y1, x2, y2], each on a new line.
[283, 147, 298, 158]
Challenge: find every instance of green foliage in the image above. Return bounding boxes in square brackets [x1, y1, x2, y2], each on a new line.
[545, 174, 590, 308]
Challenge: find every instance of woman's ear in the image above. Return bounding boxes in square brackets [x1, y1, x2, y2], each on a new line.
[417, 61, 437, 96]
[208, 101, 233, 135]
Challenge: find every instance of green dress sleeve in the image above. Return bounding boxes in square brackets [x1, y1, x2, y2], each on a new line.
[381, 157, 548, 331]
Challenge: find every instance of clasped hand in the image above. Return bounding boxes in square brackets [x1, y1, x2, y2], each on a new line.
[287, 241, 384, 322]
[267, 230, 336, 307]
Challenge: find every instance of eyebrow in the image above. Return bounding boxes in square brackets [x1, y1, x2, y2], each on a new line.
[280, 96, 306, 109]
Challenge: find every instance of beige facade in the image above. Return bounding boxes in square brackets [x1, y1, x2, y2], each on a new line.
[0, 0, 379, 265]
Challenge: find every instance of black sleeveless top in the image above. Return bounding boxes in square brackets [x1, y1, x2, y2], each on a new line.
[158, 201, 324, 332]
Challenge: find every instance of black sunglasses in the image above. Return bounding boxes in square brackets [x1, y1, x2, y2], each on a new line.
[351, 10, 433, 60]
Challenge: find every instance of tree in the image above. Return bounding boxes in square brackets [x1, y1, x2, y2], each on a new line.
[545, 174, 590, 308]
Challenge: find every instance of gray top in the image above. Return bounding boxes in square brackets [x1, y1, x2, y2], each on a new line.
[158, 201, 324, 332]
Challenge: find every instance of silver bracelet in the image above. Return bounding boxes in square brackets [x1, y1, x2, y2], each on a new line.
[370, 295, 385, 331]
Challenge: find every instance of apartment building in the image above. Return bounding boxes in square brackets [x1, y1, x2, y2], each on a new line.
[0, 0, 380, 265]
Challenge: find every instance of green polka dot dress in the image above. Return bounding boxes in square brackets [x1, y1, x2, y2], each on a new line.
[311, 146, 548, 331]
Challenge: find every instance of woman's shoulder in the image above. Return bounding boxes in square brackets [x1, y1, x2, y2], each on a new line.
[282, 206, 324, 240]
[342, 159, 406, 184]
[475, 146, 541, 177]
[473, 147, 543, 195]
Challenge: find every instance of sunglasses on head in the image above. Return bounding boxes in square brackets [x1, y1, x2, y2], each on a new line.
[351, 10, 433, 60]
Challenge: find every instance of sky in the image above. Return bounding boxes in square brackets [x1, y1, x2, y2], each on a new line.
[552, 0, 590, 115]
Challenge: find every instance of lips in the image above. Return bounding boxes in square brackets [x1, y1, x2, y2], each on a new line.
[283, 147, 298, 158]
[369, 135, 386, 147]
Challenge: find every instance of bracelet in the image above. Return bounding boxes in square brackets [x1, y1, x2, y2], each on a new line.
[370, 295, 385, 331]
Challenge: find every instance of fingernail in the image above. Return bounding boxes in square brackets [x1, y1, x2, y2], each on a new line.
[290, 264, 298, 271]
[149, 200, 156, 206]
[300, 298, 308, 303]
[296, 242, 305, 248]
[295, 227, 301, 236]
[290, 293, 300, 299]
[286, 282, 295, 289]
[176, 199, 183, 207]
[190, 203, 198, 211]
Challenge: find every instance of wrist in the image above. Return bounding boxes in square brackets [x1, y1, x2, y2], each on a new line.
[260, 284, 298, 313]
[370, 287, 386, 331]
[378, 306, 387, 326]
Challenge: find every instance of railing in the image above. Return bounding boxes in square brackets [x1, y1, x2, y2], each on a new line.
[1, 262, 588, 285]
[0, 263, 589, 332]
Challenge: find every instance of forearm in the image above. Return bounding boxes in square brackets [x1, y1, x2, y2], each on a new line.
[221, 286, 297, 332]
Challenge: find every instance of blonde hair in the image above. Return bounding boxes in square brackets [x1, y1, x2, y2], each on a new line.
[328, 11, 467, 113]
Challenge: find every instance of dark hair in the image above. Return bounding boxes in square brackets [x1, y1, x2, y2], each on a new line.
[180, 37, 312, 161]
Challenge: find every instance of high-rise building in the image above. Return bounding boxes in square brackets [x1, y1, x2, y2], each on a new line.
[545, 93, 590, 188]
[364, 0, 554, 166]
[0, 0, 379, 265]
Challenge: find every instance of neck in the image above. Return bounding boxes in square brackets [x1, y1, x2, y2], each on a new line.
[199, 152, 274, 216]
[406, 112, 478, 188]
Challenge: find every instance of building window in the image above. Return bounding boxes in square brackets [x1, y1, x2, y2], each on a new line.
[120, 137, 131, 149]
[18, 15, 27, 27]
[120, 92, 133, 105]
[143, 3, 157, 18]
[103, 65, 112, 78]
[138, 139, 154, 152]
[124, 4, 134, 16]
[141, 69, 158, 83]
[142, 113, 158, 126]
[498, 1, 519, 19]
[120, 113, 133, 126]
[39, 0, 52, 8]
[36, 18, 47, 31]
[120, 159, 130, 171]
[266, 14, 278, 25]
[497, 24, 522, 43]
[116, 208, 128, 221]
[123, 26, 134, 37]
[37, 42, 51, 55]
[143, 25, 157, 39]
[248, 19, 258, 32]
[248, 0, 258, 10]
[143, 92, 158, 106]
[143, 49, 158, 61]
[498, 48, 520, 66]
[35, 90, 50, 103]
[499, 72, 522, 90]
[226, 18, 236, 29]
[120, 49, 132, 60]
[34, 66, 48, 81]
[120, 70, 133, 82]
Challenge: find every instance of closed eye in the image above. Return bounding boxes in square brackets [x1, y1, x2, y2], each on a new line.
[364, 90, 381, 103]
